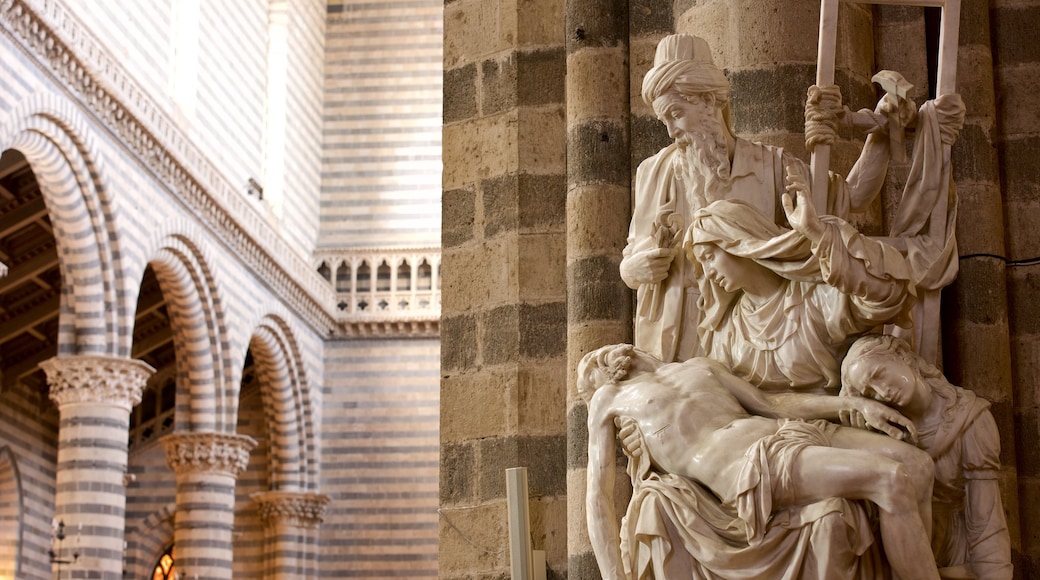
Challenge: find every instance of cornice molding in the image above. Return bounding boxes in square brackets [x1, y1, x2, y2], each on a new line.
[0, 0, 338, 334]
[335, 317, 439, 338]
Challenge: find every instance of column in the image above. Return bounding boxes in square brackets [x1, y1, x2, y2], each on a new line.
[251, 491, 329, 579]
[40, 355, 155, 580]
[162, 432, 257, 580]
[957, 0, 1025, 567]
[440, 0, 568, 576]
[564, 0, 631, 575]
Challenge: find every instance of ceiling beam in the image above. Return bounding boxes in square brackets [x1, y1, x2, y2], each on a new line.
[0, 197, 47, 238]
[0, 250, 58, 294]
[0, 293, 59, 344]
[131, 325, 173, 359]
[1, 348, 53, 392]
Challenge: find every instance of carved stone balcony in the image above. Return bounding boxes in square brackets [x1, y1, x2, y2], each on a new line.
[314, 248, 440, 337]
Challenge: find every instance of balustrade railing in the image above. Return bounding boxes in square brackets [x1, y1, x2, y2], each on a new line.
[314, 248, 440, 334]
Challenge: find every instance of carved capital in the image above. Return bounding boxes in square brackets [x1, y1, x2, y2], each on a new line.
[161, 432, 257, 477]
[40, 355, 155, 410]
[251, 491, 330, 529]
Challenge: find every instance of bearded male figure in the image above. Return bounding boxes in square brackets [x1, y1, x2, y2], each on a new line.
[623, 34, 907, 362]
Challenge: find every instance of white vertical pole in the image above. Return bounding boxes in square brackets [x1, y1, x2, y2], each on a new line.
[810, 0, 840, 211]
[532, 550, 547, 580]
[506, 467, 533, 580]
[914, 0, 959, 364]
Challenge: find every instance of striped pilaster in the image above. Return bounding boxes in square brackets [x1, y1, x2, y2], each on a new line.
[564, 0, 632, 576]
[252, 491, 329, 579]
[162, 432, 257, 580]
[40, 355, 155, 580]
[321, 0, 443, 250]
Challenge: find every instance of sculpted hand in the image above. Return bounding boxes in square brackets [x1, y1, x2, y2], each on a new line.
[615, 416, 642, 458]
[875, 92, 917, 133]
[854, 398, 919, 444]
[782, 166, 826, 244]
[620, 247, 675, 285]
[838, 408, 868, 430]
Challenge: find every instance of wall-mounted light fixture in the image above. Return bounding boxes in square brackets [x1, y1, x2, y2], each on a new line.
[48, 519, 79, 578]
[246, 178, 264, 200]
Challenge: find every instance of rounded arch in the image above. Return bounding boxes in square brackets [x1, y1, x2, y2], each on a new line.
[246, 313, 319, 491]
[0, 93, 130, 356]
[125, 503, 175, 580]
[0, 446, 23, 579]
[143, 224, 236, 433]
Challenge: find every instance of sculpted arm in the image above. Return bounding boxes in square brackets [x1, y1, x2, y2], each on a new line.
[962, 412, 1014, 579]
[586, 394, 624, 579]
[784, 170, 912, 304]
[844, 130, 890, 211]
[845, 94, 916, 209]
[620, 157, 677, 289]
[711, 359, 917, 440]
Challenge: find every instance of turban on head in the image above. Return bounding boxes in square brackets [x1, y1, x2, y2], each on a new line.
[642, 34, 731, 109]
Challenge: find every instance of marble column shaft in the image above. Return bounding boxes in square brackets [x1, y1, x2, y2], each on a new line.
[162, 431, 256, 580]
[251, 491, 329, 579]
[41, 355, 155, 580]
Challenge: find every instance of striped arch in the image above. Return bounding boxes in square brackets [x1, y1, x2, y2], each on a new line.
[124, 503, 175, 579]
[247, 314, 319, 491]
[0, 94, 129, 356]
[145, 227, 236, 433]
[0, 447, 22, 580]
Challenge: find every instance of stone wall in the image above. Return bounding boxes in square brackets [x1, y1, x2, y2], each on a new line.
[322, 0, 443, 250]
[440, 0, 569, 576]
[322, 338, 441, 578]
[993, 1, 1040, 576]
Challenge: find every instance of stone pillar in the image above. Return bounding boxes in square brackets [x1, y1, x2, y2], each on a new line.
[40, 355, 154, 580]
[564, 0, 631, 576]
[251, 491, 329, 579]
[991, 1, 1040, 573]
[162, 432, 256, 580]
[440, 0, 568, 576]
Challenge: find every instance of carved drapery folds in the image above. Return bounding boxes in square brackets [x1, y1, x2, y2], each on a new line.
[40, 355, 155, 410]
[252, 491, 330, 530]
[161, 432, 257, 477]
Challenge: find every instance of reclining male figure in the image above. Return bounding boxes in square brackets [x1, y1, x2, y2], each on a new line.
[581, 343, 940, 580]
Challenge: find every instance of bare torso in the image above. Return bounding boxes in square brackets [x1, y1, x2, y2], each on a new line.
[602, 359, 781, 503]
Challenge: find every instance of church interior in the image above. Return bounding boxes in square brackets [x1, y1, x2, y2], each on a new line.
[0, 0, 1038, 578]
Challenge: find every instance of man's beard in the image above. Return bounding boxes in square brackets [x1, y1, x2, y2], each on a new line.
[676, 117, 732, 204]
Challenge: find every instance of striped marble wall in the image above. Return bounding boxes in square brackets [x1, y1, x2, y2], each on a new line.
[60, 0, 327, 257]
[2, 1, 328, 576]
[0, 380, 56, 580]
[320, 337, 440, 578]
[281, 0, 328, 252]
[124, 443, 176, 577]
[320, 0, 443, 250]
[232, 382, 270, 579]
